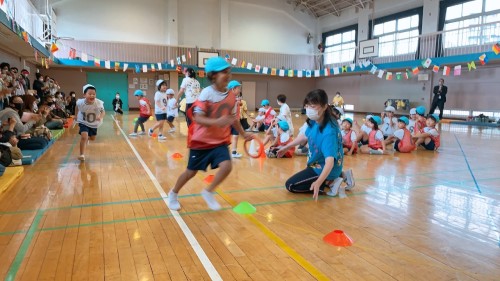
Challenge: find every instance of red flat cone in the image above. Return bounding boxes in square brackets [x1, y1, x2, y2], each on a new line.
[172, 153, 183, 159]
[152, 133, 158, 138]
[203, 175, 214, 184]
[323, 230, 353, 247]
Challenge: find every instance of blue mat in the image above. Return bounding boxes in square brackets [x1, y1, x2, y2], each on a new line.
[21, 129, 65, 165]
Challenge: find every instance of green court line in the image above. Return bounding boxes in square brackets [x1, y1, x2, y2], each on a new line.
[0, 209, 37, 215]
[0, 230, 28, 236]
[5, 210, 44, 281]
[61, 135, 78, 165]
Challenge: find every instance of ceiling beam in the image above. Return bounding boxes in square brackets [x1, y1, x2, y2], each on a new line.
[327, 0, 341, 17]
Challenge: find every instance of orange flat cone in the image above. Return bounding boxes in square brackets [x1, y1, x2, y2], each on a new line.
[172, 153, 183, 159]
[203, 175, 214, 184]
[152, 133, 158, 138]
[323, 230, 353, 247]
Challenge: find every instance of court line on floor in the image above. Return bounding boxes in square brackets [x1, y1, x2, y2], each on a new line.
[112, 116, 222, 281]
[453, 134, 481, 194]
[4, 210, 45, 281]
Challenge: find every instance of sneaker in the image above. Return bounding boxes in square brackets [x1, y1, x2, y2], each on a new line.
[167, 190, 181, 211]
[78, 155, 85, 161]
[231, 151, 242, 158]
[252, 128, 259, 132]
[129, 132, 137, 136]
[201, 189, 221, 210]
[326, 177, 343, 197]
[168, 127, 176, 133]
[138, 131, 146, 135]
[158, 135, 167, 140]
[344, 169, 355, 191]
[148, 129, 153, 136]
[245, 128, 251, 132]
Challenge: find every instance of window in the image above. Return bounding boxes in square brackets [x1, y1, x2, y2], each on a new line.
[444, 0, 500, 48]
[323, 28, 356, 65]
[373, 14, 420, 57]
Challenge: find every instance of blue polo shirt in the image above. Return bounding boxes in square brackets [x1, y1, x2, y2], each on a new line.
[305, 120, 343, 180]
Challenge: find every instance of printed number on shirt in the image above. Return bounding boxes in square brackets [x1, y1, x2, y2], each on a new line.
[162, 98, 168, 106]
[82, 112, 97, 123]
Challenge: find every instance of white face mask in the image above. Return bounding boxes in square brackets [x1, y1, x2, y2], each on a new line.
[116, 95, 120, 99]
[33, 102, 38, 113]
[306, 108, 320, 121]
[277, 100, 282, 106]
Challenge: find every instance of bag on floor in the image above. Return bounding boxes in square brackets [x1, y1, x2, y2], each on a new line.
[33, 125, 52, 141]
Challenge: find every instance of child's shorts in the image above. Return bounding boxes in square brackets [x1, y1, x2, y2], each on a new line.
[136, 116, 149, 123]
[155, 113, 167, 120]
[187, 145, 231, 171]
[421, 139, 436, 150]
[167, 116, 175, 123]
[79, 123, 98, 137]
[230, 126, 239, 136]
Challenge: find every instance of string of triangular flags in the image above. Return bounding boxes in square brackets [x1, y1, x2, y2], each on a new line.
[367, 42, 500, 81]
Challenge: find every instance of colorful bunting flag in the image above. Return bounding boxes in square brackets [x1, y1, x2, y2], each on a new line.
[363, 60, 371, 67]
[314, 70, 320, 77]
[181, 55, 186, 62]
[150, 64, 155, 72]
[240, 60, 246, 68]
[403, 72, 409, 80]
[396, 72, 402, 80]
[271, 68, 277, 76]
[157, 63, 162, 70]
[69, 48, 76, 59]
[432, 65, 440, 73]
[246, 63, 253, 70]
[297, 70, 303, 78]
[255, 65, 261, 73]
[305, 70, 312, 78]
[188, 51, 192, 59]
[288, 69, 294, 77]
[493, 43, 500, 55]
[377, 70, 385, 79]
[443, 66, 450, 76]
[176, 57, 181, 64]
[324, 68, 330, 76]
[454, 65, 462, 76]
[278, 69, 284, 76]
[142, 64, 148, 73]
[22, 31, 29, 43]
[369, 65, 377, 74]
[333, 67, 339, 75]
[386, 72, 393, 80]
[406, 69, 412, 79]
[104, 60, 111, 69]
[81, 52, 87, 62]
[135, 65, 140, 73]
[412, 67, 420, 75]
[350, 63, 356, 72]
[479, 53, 488, 65]
[422, 58, 432, 68]
[94, 58, 100, 67]
[50, 43, 59, 53]
[114, 62, 120, 71]
[341, 65, 348, 73]
[170, 59, 174, 67]
[262, 67, 269, 74]
[225, 54, 230, 61]
[231, 58, 238, 66]
[123, 63, 128, 72]
[467, 61, 476, 71]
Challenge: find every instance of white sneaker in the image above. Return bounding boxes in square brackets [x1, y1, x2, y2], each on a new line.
[245, 128, 251, 132]
[129, 132, 137, 136]
[167, 191, 181, 211]
[326, 177, 343, 197]
[252, 129, 259, 132]
[344, 169, 355, 191]
[138, 131, 146, 135]
[168, 127, 176, 133]
[231, 151, 242, 158]
[148, 129, 153, 136]
[158, 135, 167, 140]
[201, 189, 221, 210]
[78, 155, 85, 161]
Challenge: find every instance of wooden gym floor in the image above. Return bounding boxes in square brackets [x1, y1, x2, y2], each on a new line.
[0, 112, 499, 281]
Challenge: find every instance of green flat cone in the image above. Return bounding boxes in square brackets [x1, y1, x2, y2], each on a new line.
[233, 201, 256, 214]
[133, 118, 138, 122]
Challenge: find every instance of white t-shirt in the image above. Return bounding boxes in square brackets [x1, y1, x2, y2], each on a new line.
[76, 98, 104, 128]
[298, 122, 308, 136]
[167, 98, 178, 117]
[154, 91, 168, 114]
[372, 129, 384, 141]
[382, 117, 398, 136]
[341, 129, 357, 142]
[279, 103, 294, 135]
[280, 132, 290, 143]
[180, 77, 201, 104]
[408, 119, 416, 134]
[424, 127, 439, 137]
[194, 86, 236, 115]
[255, 115, 265, 122]
[361, 124, 371, 135]
[393, 129, 405, 140]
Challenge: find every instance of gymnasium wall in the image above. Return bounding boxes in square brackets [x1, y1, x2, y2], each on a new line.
[0, 48, 37, 85]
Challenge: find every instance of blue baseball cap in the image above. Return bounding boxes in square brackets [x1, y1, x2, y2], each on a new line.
[429, 114, 440, 123]
[416, 106, 426, 116]
[134, 90, 144, 96]
[205, 57, 231, 73]
[343, 118, 353, 125]
[370, 116, 382, 125]
[261, 99, 270, 106]
[398, 116, 410, 125]
[277, 120, 289, 131]
[227, 80, 241, 90]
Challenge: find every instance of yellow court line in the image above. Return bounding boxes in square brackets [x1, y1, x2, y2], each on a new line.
[216, 189, 331, 281]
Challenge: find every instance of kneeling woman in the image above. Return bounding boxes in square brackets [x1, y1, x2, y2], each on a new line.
[278, 89, 343, 200]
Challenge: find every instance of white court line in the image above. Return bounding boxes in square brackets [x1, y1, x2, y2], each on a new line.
[112, 116, 222, 281]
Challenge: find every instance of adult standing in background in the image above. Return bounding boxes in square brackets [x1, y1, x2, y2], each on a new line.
[177, 67, 201, 127]
[332, 92, 344, 109]
[429, 78, 447, 120]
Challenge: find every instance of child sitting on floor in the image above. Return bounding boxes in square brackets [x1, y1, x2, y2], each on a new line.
[246, 108, 266, 132]
[392, 116, 416, 153]
[341, 118, 357, 155]
[414, 114, 440, 151]
[359, 116, 388, 155]
[267, 120, 295, 158]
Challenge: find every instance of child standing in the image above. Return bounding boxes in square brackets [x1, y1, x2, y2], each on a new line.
[267, 120, 294, 158]
[277, 94, 294, 136]
[166, 89, 178, 133]
[341, 118, 357, 155]
[129, 90, 151, 136]
[149, 80, 168, 140]
[167, 57, 252, 211]
[112, 92, 124, 115]
[392, 116, 416, 153]
[76, 84, 105, 161]
[228, 80, 243, 158]
[359, 116, 387, 155]
[414, 114, 440, 151]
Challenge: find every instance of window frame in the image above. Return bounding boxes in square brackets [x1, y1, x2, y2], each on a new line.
[322, 24, 358, 65]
